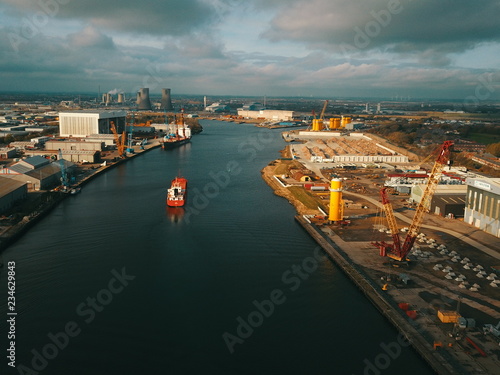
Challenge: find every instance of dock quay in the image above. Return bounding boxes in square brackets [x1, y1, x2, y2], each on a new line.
[0, 140, 162, 253]
[295, 214, 459, 375]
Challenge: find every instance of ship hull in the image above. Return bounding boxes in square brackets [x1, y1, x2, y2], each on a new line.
[161, 137, 191, 150]
[167, 177, 187, 207]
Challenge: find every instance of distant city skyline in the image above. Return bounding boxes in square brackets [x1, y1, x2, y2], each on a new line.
[1, 0, 499, 100]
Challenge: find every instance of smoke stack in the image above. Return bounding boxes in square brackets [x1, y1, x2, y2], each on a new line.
[160, 88, 173, 110]
[137, 88, 152, 110]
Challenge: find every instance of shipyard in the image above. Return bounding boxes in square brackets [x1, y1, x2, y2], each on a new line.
[1, 92, 500, 373]
[1, 1, 500, 374]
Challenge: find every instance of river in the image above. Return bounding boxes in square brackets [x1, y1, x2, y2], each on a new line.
[0, 120, 434, 375]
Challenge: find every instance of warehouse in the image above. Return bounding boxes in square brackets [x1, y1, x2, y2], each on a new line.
[45, 140, 105, 152]
[411, 184, 466, 217]
[59, 111, 126, 137]
[59, 150, 100, 163]
[0, 177, 27, 214]
[0, 147, 17, 159]
[464, 177, 500, 238]
[238, 109, 294, 121]
[0, 156, 75, 191]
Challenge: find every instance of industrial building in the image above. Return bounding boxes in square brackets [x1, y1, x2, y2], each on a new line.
[0, 156, 75, 191]
[238, 109, 294, 121]
[44, 140, 103, 163]
[0, 177, 27, 214]
[205, 102, 230, 113]
[59, 111, 126, 138]
[464, 177, 500, 238]
[410, 184, 467, 218]
[295, 133, 410, 164]
[0, 147, 17, 159]
[45, 140, 104, 152]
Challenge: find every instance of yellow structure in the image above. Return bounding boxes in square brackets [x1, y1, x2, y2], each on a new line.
[311, 119, 322, 131]
[329, 118, 341, 130]
[437, 310, 461, 323]
[328, 178, 343, 221]
[341, 116, 351, 128]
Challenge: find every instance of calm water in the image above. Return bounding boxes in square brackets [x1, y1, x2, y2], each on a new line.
[0, 121, 434, 375]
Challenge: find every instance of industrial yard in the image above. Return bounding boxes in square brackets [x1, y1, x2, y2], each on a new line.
[262, 130, 500, 374]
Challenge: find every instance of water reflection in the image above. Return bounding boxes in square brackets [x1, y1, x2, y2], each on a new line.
[166, 206, 184, 223]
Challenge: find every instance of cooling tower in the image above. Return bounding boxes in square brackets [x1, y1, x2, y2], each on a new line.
[137, 88, 152, 110]
[160, 88, 174, 110]
[117, 93, 125, 103]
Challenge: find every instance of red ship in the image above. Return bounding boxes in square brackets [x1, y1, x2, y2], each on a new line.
[167, 177, 187, 207]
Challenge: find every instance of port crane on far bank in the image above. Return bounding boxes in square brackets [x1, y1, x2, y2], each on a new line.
[110, 121, 126, 157]
[373, 140, 454, 262]
[58, 149, 69, 190]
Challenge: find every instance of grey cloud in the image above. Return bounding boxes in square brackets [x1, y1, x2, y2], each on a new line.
[67, 26, 115, 49]
[260, 0, 500, 61]
[2, 0, 219, 36]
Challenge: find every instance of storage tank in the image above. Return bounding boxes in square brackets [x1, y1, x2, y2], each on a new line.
[329, 118, 341, 129]
[341, 116, 351, 128]
[328, 178, 343, 221]
[312, 119, 322, 132]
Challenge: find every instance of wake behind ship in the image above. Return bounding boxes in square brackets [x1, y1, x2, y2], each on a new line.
[160, 114, 192, 149]
[167, 177, 187, 207]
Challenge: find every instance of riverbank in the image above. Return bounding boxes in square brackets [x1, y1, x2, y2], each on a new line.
[261, 155, 500, 374]
[0, 139, 162, 253]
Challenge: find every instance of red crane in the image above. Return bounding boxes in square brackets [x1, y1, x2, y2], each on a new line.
[373, 141, 454, 261]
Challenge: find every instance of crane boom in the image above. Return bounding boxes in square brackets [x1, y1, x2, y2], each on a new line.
[374, 141, 453, 261]
[58, 149, 69, 189]
[110, 121, 125, 157]
[378, 188, 402, 258]
[399, 140, 453, 258]
[319, 100, 328, 120]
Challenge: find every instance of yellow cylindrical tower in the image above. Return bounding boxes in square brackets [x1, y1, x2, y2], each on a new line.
[328, 178, 343, 222]
[333, 118, 341, 129]
[312, 119, 321, 131]
[328, 118, 336, 130]
[341, 116, 351, 128]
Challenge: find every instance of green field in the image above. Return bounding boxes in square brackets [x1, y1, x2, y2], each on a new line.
[288, 186, 323, 210]
[273, 160, 302, 175]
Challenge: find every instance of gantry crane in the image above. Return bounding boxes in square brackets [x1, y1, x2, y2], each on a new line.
[110, 121, 125, 157]
[58, 149, 69, 190]
[373, 141, 453, 262]
[319, 100, 329, 130]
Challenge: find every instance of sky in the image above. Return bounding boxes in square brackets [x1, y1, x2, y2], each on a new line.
[0, 0, 499, 100]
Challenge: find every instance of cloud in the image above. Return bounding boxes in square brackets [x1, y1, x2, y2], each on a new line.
[1, 0, 221, 36]
[259, 0, 500, 63]
[67, 26, 115, 49]
[0, 1, 498, 99]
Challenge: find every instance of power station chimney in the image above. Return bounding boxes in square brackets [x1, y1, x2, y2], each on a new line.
[137, 88, 152, 110]
[160, 88, 174, 110]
